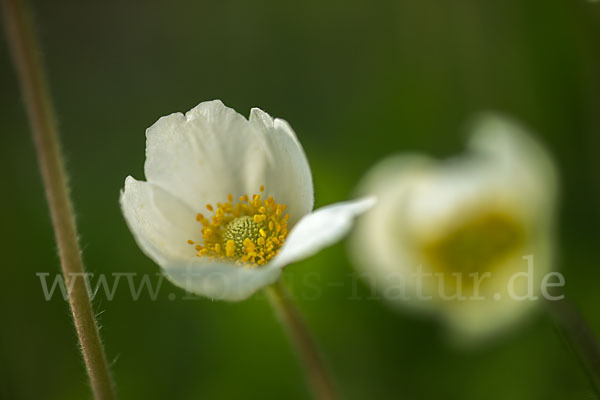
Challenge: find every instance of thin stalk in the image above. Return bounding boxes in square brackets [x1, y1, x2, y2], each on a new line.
[1, 0, 117, 399]
[548, 299, 600, 398]
[264, 280, 339, 400]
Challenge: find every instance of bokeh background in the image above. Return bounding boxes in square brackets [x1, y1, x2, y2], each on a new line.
[1, 0, 600, 399]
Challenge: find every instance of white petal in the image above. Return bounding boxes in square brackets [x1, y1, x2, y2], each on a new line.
[120, 176, 200, 265]
[163, 260, 282, 301]
[143, 101, 314, 224]
[467, 113, 558, 220]
[349, 156, 440, 312]
[271, 197, 376, 268]
[248, 108, 314, 225]
[144, 100, 266, 211]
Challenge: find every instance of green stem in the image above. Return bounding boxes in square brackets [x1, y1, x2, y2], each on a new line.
[548, 299, 600, 398]
[264, 280, 339, 400]
[1, 0, 117, 399]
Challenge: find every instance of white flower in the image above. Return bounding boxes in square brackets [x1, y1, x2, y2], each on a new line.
[350, 114, 558, 341]
[120, 100, 374, 301]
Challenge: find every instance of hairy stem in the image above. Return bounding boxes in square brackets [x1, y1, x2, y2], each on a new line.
[264, 280, 339, 400]
[548, 299, 600, 397]
[1, 0, 117, 398]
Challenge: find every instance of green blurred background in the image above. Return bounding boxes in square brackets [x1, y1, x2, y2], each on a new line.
[1, 0, 600, 399]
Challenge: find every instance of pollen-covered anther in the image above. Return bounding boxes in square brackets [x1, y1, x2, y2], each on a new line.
[187, 187, 289, 267]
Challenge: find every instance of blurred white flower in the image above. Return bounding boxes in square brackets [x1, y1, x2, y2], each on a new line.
[350, 114, 558, 342]
[120, 100, 374, 301]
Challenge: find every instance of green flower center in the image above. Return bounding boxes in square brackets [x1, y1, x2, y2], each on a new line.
[223, 216, 263, 257]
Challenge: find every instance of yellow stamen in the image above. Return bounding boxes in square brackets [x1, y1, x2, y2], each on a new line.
[187, 185, 289, 267]
[225, 240, 235, 257]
